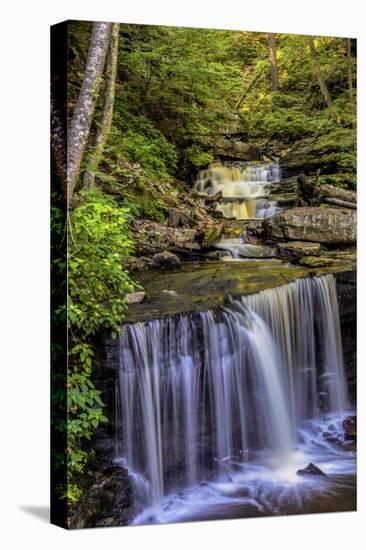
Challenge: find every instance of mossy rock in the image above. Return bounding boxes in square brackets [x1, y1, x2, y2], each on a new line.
[128, 258, 355, 321]
[298, 256, 334, 267]
[203, 226, 223, 248]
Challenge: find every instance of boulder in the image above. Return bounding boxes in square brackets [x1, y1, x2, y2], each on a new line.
[244, 220, 265, 243]
[128, 256, 153, 271]
[296, 462, 327, 477]
[151, 251, 181, 269]
[162, 290, 179, 297]
[125, 291, 146, 304]
[264, 207, 356, 244]
[277, 241, 321, 260]
[343, 415, 357, 440]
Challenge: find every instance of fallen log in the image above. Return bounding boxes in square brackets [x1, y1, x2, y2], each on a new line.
[323, 197, 357, 209]
[191, 190, 223, 203]
[297, 174, 357, 207]
[317, 183, 356, 204]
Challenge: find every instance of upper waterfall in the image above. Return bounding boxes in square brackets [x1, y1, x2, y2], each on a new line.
[194, 161, 282, 220]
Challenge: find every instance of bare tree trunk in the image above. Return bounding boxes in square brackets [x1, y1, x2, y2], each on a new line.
[67, 22, 112, 205]
[267, 33, 279, 91]
[83, 24, 120, 189]
[308, 36, 334, 111]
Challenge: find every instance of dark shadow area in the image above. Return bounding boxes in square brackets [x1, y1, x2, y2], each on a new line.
[20, 506, 50, 523]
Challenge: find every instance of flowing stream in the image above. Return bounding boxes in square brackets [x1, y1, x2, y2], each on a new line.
[194, 161, 282, 220]
[115, 274, 355, 524]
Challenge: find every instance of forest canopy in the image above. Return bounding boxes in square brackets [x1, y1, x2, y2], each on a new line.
[67, 23, 356, 187]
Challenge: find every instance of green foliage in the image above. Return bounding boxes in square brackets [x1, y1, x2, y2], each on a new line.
[186, 145, 214, 169]
[61, 190, 136, 498]
[68, 190, 136, 335]
[120, 128, 177, 181]
[110, 112, 178, 182]
[69, 24, 356, 190]
[67, 343, 107, 483]
[123, 189, 168, 222]
[240, 91, 333, 140]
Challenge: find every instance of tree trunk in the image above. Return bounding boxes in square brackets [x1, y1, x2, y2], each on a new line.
[308, 36, 335, 112]
[67, 22, 112, 205]
[84, 23, 120, 189]
[267, 33, 279, 91]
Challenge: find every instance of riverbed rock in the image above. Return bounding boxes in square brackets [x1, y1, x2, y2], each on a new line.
[128, 256, 153, 271]
[298, 256, 334, 268]
[152, 251, 181, 269]
[125, 291, 146, 304]
[343, 416, 357, 440]
[264, 207, 357, 244]
[243, 220, 265, 244]
[296, 462, 327, 477]
[277, 241, 321, 260]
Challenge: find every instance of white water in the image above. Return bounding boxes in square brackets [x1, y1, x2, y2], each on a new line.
[194, 162, 282, 220]
[116, 275, 354, 524]
[215, 237, 276, 259]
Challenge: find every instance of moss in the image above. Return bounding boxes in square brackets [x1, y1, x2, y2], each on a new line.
[127, 259, 355, 321]
[203, 226, 223, 248]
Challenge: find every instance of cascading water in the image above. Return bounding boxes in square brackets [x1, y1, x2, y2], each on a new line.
[215, 237, 276, 259]
[194, 161, 282, 220]
[115, 274, 354, 524]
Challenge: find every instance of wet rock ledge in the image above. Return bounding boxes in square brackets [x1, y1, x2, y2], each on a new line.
[126, 258, 355, 322]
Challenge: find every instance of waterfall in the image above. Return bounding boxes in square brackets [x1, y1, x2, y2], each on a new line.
[115, 274, 349, 513]
[215, 237, 276, 259]
[194, 161, 282, 220]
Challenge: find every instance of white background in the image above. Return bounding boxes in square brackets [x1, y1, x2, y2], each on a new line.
[0, 0, 364, 548]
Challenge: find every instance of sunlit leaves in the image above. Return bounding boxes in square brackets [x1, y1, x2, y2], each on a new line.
[64, 190, 136, 496]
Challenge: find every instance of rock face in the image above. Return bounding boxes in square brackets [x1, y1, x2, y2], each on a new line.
[151, 251, 181, 269]
[264, 207, 357, 244]
[280, 128, 356, 181]
[335, 271, 356, 404]
[296, 463, 327, 477]
[343, 416, 357, 440]
[68, 465, 133, 529]
[277, 241, 321, 260]
[213, 137, 261, 161]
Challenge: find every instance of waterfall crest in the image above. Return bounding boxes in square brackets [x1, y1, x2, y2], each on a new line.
[116, 274, 348, 510]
